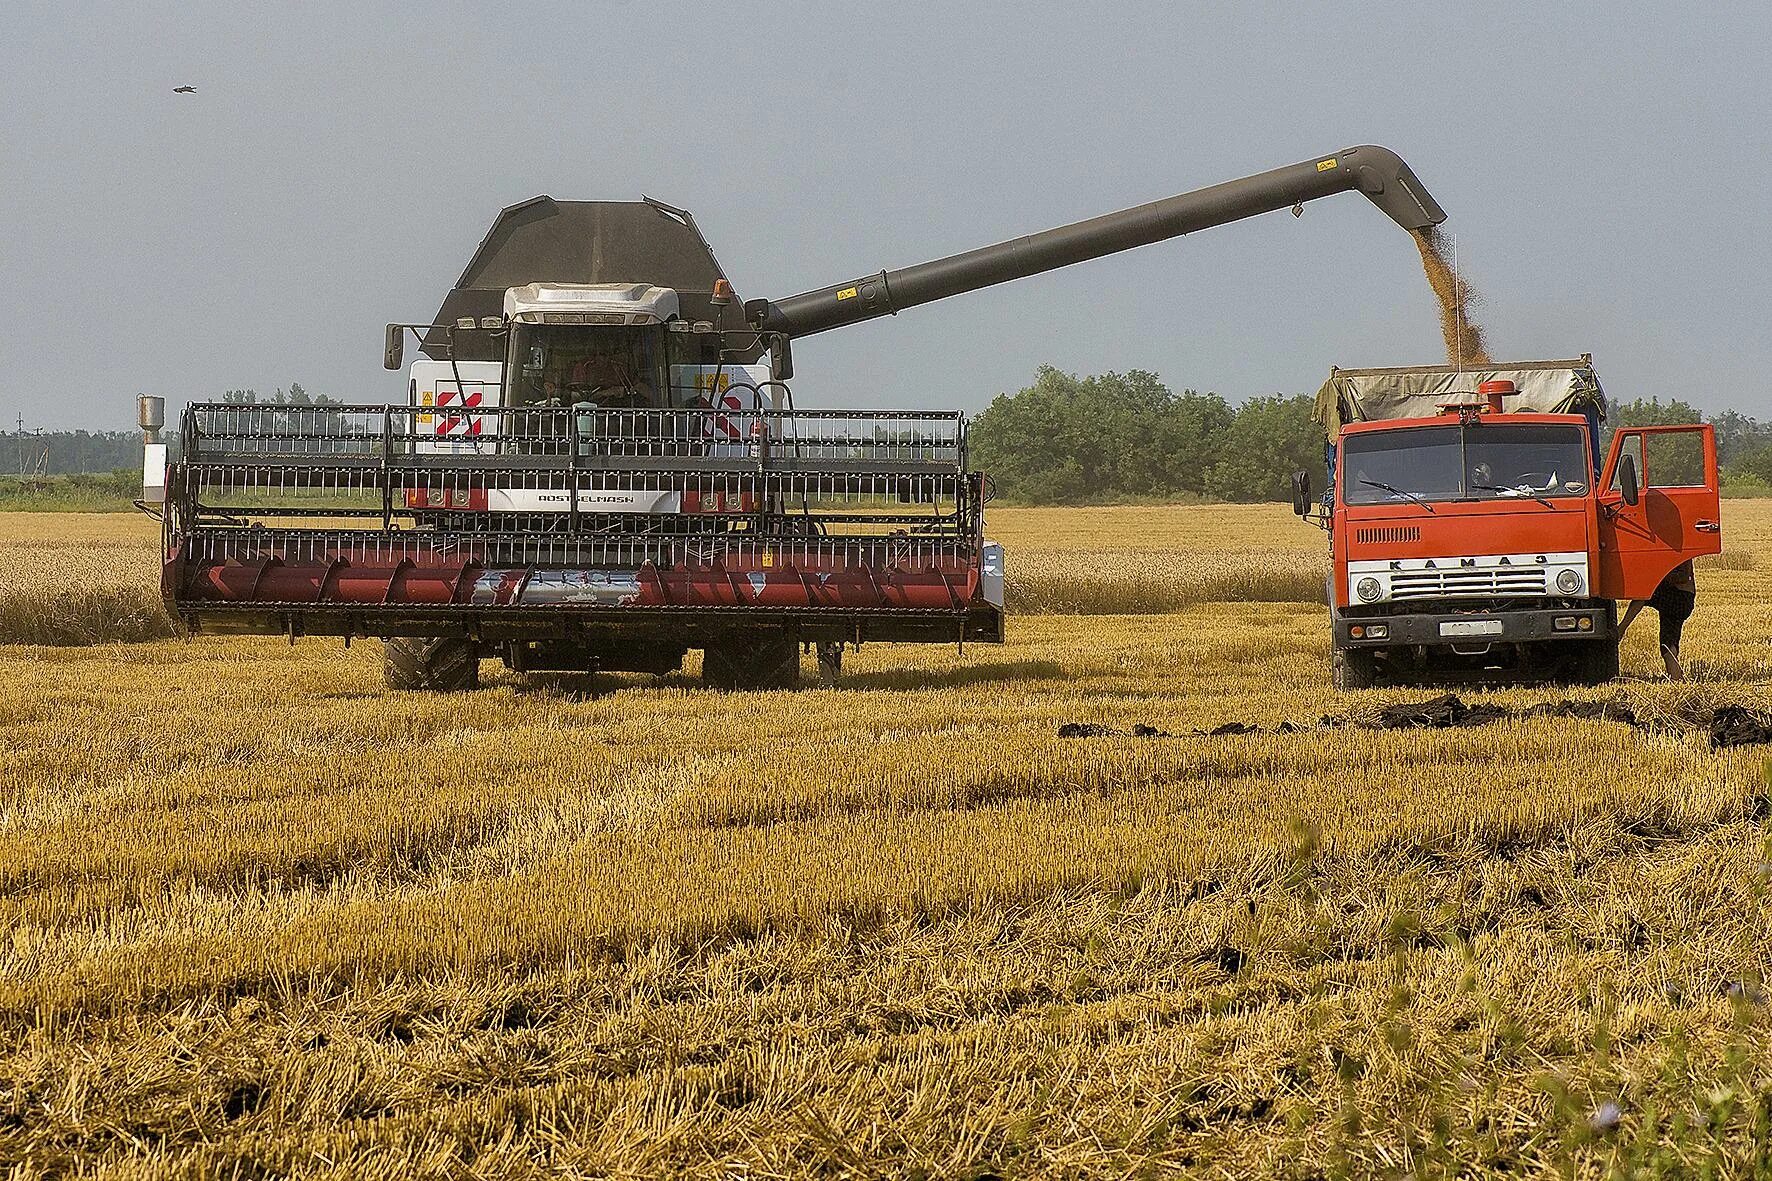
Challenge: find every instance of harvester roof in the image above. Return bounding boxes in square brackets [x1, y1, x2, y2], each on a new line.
[1314, 357, 1605, 437]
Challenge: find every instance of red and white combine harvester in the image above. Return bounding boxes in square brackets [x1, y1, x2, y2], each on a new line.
[145, 147, 1447, 689]
[1301, 358, 1722, 688]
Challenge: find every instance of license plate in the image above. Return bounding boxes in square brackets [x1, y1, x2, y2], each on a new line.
[1440, 619, 1503, 638]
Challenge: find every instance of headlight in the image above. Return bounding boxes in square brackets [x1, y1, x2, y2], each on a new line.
[1555, 568, 1584, 595]
[1355, 576, 1383, 602]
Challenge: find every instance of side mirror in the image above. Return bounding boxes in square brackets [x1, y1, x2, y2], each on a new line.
[770, 335, 794, 382]
[1619, 452, 1640, 507]
[384, 324, 405, 371]
[1290, 470, 1313, 516]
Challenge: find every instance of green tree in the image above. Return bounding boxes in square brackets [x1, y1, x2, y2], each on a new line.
[1726, 443, 1772, 486]
[1201, 393, 1326, 502]
[1609, 396, 1703, 427]
[970, 367, 1319, 504]
[1149, 389, 1235, 495]
[1603, 396, 1701, 455]
[220, 384, 338, 407]
[971, 366, 1208, 502]
[1604, 398, 1705, 486]
[1708, 409, 1772, 466]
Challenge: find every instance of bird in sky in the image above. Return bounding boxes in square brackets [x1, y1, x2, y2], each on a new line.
[173, 85, 196, 94]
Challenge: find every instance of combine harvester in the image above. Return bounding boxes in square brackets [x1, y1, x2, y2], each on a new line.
[1300, 358, 1721, 688]
[147, 146, 1446, 690]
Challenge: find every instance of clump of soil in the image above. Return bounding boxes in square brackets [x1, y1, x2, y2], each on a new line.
[1412, 226, 1492, 368]
[1371, 693, 1506, 730]
[1521, 699, 1639, 725]
[1056, 722, 1120, 738]
[1709, 705, 1772, 749]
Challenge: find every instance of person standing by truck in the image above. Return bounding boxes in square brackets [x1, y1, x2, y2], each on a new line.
[1618, 560, 1696, 681]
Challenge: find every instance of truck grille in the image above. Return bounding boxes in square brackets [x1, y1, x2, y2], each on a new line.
[1389, 567, 1547, 600]
[1356, 526, 1420, 544]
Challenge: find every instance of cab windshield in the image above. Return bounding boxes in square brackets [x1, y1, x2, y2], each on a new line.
[1342, 422, 1590, 507]
[507, 324, 667, 409]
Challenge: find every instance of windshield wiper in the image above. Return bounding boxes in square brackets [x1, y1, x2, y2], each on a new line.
[1358, 478, 1436, 513]
[1472, 482, 1555, 510]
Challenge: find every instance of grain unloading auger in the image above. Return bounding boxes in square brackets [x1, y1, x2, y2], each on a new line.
[151, 146, 1445, 690]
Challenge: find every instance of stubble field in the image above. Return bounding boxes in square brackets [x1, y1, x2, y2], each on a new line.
[3, 504, 1772, 1178]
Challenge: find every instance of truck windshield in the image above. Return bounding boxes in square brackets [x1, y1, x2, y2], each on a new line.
[1343, 422, 1590, 507]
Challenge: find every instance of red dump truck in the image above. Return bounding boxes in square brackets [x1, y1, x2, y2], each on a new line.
[1298, 358, 1721, 688]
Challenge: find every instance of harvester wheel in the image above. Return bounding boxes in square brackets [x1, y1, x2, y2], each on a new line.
[816, 642, 843, 685]
[702, 633, 801, 691]
[383, 637, 481, 692]
[1331, 647, 1379, 691]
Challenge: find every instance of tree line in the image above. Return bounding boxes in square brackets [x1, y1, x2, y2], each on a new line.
[969, 366, 1772, 504]
[968, 366, 1327, 504]
[10, 370, 1772, 498]
[2, 385, 335, 475]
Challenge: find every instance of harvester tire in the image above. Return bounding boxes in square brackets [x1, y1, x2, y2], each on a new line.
[816, 641, 843, 685]
[702, 633, 801, 691]
[383, 637, 481, 692]
[1331, 647, 1379, 691]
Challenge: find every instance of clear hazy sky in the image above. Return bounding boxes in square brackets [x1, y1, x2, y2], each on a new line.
[5, 1, 1768, 430]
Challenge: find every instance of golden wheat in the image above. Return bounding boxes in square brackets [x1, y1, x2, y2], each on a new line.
[0, 514, 171, 645]
[2, 503, 1772, 1176]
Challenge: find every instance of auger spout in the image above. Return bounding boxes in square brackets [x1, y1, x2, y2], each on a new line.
[748, 144, 1446, 338]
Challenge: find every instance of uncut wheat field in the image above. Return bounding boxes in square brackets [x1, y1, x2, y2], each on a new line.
[5, 504, 1772, 1178]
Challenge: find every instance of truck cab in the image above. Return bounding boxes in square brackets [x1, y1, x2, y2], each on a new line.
[1303, 359, 1720, 688]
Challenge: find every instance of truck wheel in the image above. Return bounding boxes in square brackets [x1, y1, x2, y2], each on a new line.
[702, 633, 800, 691]
[1572, 637, 1621, 686]
[1332, 647, 1379, 691]
[383, 637, 480, 692]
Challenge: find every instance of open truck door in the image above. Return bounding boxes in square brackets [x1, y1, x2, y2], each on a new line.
[1596, 424, 1721, 601]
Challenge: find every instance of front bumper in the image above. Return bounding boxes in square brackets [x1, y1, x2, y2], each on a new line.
[1335, 605, 1612, 648]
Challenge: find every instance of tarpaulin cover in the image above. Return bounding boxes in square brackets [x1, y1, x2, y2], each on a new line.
[1314, 358, 1605, 437]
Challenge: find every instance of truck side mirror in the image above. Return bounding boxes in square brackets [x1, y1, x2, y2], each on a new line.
[770, 335, 794, 382]
[1290, 470, 1312, 516]
[384, 324, 404, 371]
[1618, 452, 1640, 507]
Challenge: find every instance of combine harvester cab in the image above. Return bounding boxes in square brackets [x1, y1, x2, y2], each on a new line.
[1301, 357, 1721, 688]
[151, 146, 1450, 690]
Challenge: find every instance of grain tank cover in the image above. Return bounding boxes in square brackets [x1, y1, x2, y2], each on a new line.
[1314, 357, 1606, 436]
[424, 196, 742, 359]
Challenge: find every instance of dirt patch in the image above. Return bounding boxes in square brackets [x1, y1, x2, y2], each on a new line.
[1056, 693, 1772, 746]
[1708, 705, 1772, 749]
[1412, 227, 1492, 368]
[1056, 720, 1303, 739]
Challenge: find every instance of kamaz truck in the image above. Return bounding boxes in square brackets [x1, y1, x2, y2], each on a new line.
[1298, 358, 1722, 688]
[147, 146, 1449, 690]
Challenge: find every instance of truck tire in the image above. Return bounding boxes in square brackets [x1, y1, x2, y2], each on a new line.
[702, 633, 800, 691]
[1571, 637, 1621, 686]
[383, 637, 481, 692]
[1332, 647, 1379, 691]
